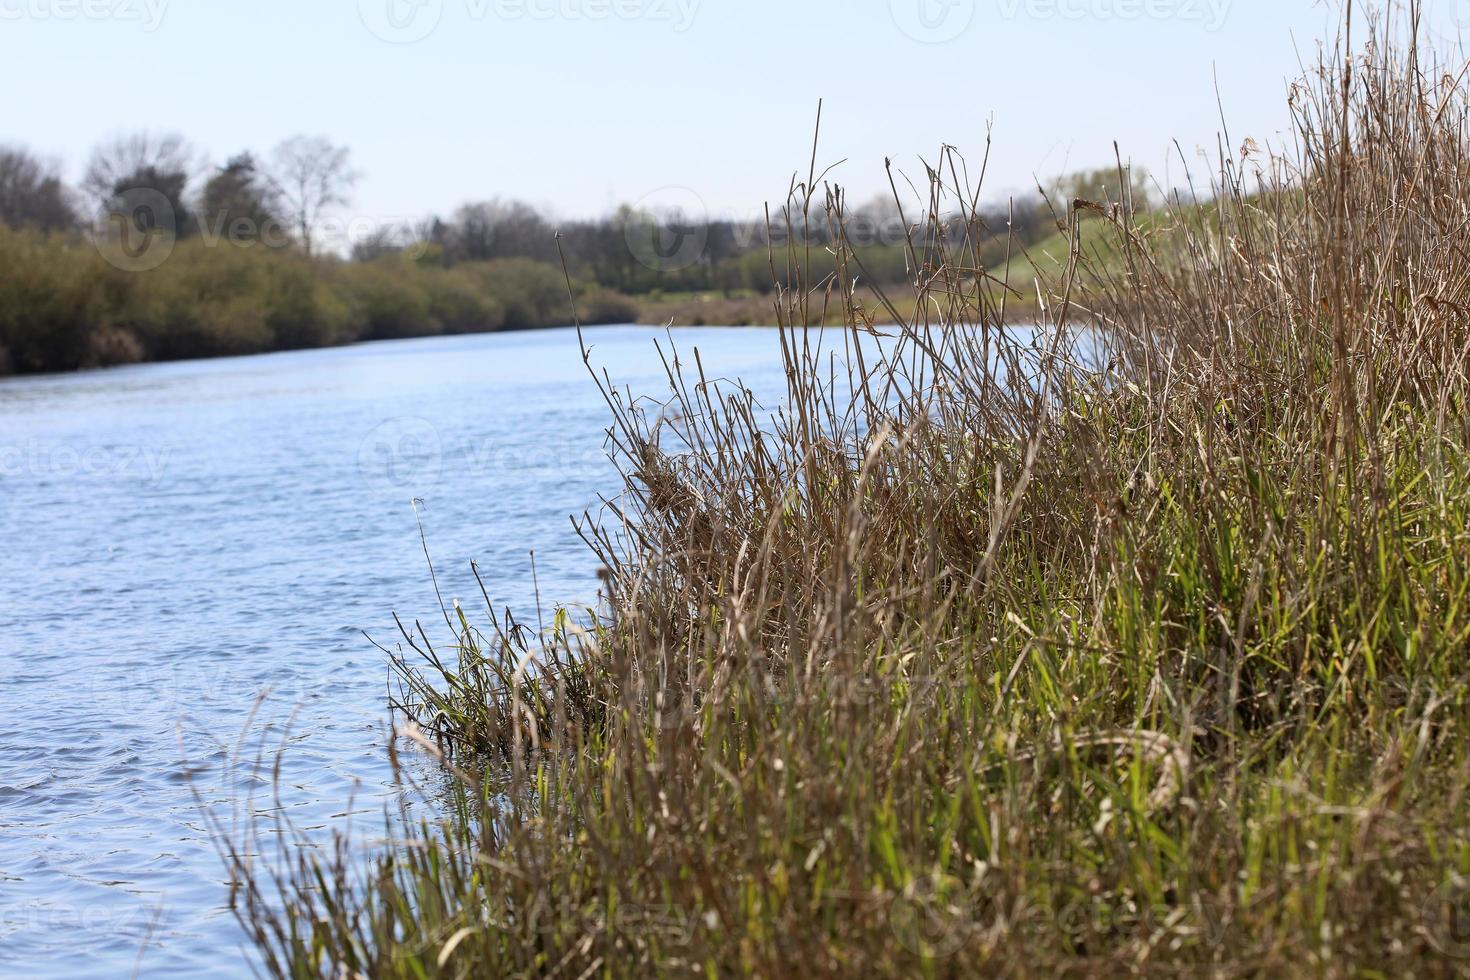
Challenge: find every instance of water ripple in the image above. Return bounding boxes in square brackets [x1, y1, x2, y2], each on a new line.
[0, 326, 788, 977]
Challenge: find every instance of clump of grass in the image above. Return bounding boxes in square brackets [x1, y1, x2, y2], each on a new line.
[228, 6, 1470, 976]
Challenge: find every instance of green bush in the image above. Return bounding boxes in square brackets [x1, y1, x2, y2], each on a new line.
[457, 258, 570, 329]
[0, 228, 634, 375]
[423, 266, 506, 334]
[342, 260, 520, 339]
[262, 253, 356, 350]
[340, 260, 439, 340]
[577, 287, 638, 324]
[0, 226, 112, 373]
[121, 241, 277, 358]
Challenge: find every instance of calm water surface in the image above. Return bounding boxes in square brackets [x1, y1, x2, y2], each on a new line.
[0, 325, 789, 978]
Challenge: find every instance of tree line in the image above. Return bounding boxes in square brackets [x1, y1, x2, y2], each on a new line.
[0, 132, 1151, 375]
[1, 133, 1151, 293]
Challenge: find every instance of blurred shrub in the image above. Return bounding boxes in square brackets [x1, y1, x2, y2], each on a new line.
[0, 228, 635, 376]
[0, 226, 112, 372]
[457, 258, 570, 330]
[424, 266, 506, 334]
[263, 254, 356, 350]
[578, 288, 639, 325]
[121, 241, 276, 358]
[340, 260, 438, 340]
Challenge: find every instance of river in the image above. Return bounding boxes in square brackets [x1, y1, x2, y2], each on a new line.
[0, 325, 791, 978]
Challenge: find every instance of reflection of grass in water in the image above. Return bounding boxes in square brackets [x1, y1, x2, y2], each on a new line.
[226, 8, 1470, 975]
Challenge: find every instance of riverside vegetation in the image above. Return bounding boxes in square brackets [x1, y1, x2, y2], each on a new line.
[0, 231, 641, 374]
[225, 6, 1470, 977]
[0, 139, 1113, 376]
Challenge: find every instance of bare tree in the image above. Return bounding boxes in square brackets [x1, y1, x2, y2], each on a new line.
[83, 132, 197, 238]
[0, 145, 77, 232]
[269, 136, 358, 256]
[83, 132, 194, 205]
[447, 199, 552, 263]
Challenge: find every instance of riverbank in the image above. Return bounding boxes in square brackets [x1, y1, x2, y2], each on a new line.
[0, 203, 1104, 378]
[0, 247, 1012, 379]
[631, 208, 1158, 329]
[239, 9, 1470, 976]
[1, 324, 794, 977]
[0, 231, 642, 377]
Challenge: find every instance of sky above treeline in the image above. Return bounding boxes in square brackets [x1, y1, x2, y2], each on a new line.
[4, 0, 1467, 226]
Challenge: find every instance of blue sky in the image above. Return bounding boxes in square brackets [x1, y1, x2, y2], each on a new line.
[2, 1, 1464, 225]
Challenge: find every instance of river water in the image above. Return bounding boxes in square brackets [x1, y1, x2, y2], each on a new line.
[0, 325, 791, 978]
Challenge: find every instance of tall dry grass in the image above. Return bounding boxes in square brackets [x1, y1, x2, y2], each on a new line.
[227, 5, 1470, 976]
